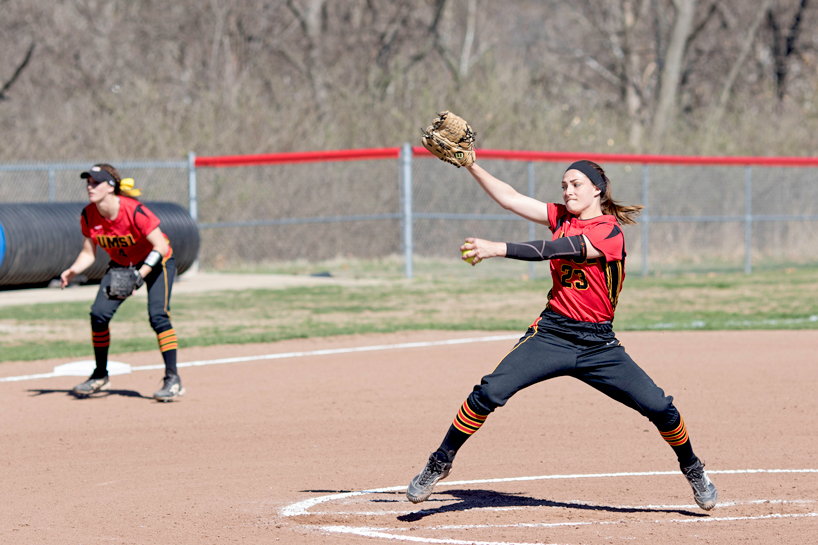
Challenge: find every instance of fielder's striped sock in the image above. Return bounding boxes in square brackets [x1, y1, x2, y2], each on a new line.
[157, 329, 178, 352]
[157, 328, 178, 376]
[660, 415, 696, 467]
[91, 327, 110, 377]
[92, 328, 110, 348]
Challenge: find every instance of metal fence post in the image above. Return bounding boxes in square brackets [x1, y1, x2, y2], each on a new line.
[641, 164, 649, 277]
[745, 165, 752, 274]
[48, 168, 56, 202]
[401, 143, 413, 278]
[187, 151, 198, 222]
[528, 161, 536, 280]
[187, 151, 199, 274]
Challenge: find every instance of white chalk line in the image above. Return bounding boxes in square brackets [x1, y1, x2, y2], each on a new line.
[281, 468, 818, 517]
[318, 526, 563, 545]
[318, 512, 818, 544]
[283, 469, 818, 544]
[306, 498, 816, 517]
[0, 334, 520, 383]
[428, 511, 818, 530]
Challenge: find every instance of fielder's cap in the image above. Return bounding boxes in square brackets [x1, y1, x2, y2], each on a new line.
[80, 165, 116, 185]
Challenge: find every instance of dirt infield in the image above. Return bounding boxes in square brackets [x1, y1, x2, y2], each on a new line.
[2, 329, 816, 544]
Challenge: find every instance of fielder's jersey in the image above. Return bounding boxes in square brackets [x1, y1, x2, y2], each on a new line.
[81, 197, 172, 266]
[545, 203, 625, 323]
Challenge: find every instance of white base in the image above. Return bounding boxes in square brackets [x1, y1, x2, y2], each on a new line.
[53, 360, 132, 377]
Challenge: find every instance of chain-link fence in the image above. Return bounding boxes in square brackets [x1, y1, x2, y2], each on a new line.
[411, 154, 818, 277]
[3, 151, 817, 280]
[194, 155, 403, 270]
[0, 161, 188, 204]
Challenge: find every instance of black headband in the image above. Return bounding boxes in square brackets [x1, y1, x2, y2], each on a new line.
[565, 161, 606, 195]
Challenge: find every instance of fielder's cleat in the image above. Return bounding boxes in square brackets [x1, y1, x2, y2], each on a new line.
[406, 452, 452, 504]
[153, 375, 186, 402]
[682, 458, 718, 511]
[72, 375, 110, 397]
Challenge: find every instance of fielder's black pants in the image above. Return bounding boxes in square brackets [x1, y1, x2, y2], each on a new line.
[91, 258, 176, 332]
[88, 258, 177, 376]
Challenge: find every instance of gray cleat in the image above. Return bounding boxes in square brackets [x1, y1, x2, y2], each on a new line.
[407, 453, 452, 504]
[682, 458, 718, 510]
[153, 375, 186, 402]
[72, 375, 110, 397]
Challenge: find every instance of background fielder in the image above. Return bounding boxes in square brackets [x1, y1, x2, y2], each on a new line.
[60, 164, 185, 402]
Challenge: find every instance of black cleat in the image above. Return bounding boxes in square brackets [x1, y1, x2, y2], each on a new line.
[682, 458, 718, 510]
[153, 375, 186, 402]
[406, 452, 452, 504]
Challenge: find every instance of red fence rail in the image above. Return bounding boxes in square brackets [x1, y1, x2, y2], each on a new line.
[413, 147, 818, 167]
[196, 146, 818, 167]
[195, 147, 401, 167]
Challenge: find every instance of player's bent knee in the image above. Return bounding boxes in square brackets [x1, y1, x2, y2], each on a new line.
[149, 315, 172, 333]
[468, 388, 506, 414]
[90, 312, 111, 330]
[644, 398, 678, 428]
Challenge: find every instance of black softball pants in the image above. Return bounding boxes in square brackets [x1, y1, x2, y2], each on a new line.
[468, 310, 679, 429]
[90, 257, 176, 334]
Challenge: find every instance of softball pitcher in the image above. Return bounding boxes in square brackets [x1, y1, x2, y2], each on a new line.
[406, 159, 718, 511]
[60, 164, 184, 402]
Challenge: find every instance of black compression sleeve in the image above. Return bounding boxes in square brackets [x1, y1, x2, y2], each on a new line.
[505, 235, 587, 261]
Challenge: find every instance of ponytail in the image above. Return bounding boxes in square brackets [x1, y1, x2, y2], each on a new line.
[582, 160, 643, 226]
[97, 163, 142, 199]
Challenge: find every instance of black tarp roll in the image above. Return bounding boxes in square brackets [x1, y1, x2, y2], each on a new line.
[0, 202, 199, 286]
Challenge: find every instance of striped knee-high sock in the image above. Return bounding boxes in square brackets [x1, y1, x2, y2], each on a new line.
[437, 398, 490, 462]
[156, 328, 178, 376]
[660, 415, 696, 468]
[91, 327, 110, 377]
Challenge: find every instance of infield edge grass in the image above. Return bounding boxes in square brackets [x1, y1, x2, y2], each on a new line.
[1, 267, 816, 363]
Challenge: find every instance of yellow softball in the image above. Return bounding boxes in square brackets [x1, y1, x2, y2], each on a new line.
[461, 240, 476, 264]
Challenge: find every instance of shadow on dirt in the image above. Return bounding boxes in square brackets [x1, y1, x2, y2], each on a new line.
[396, 489, 707, 522]
[27, 388, 153, 400]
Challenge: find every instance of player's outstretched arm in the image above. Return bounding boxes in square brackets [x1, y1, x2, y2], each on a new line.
[60, 237, 97, 288]
[502, 235, 604, 261]
[460, 237, 506, 266]
[465, 163, 549, 225]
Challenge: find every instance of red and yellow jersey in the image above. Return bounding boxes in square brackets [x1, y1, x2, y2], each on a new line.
[81, 197, 172, 266]
[545, 203, 626, 323]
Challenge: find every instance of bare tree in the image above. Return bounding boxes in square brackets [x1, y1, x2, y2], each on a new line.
[3, 0, 818, 160]
[650, 0, 698, 144]
[705, 0, 772, 145]
[459, 0, 477, 77]
[285, 0, 331, 119]
[621, 0, 653, 149]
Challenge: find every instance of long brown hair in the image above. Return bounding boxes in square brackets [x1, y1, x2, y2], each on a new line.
[582, 160, 643, 226]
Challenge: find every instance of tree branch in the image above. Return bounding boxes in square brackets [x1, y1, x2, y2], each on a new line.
[459, 0, 477, 77]
[785, 0, 809, 57]
[686, 1, 720, 49]
[0, 43, 35, 101]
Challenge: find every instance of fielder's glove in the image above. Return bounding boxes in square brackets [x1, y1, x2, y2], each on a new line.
[105, 267, 144, 300]
[421, 110, 476, 168]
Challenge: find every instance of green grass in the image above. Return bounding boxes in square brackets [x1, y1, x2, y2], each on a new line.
[1, 267, 816, 363]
